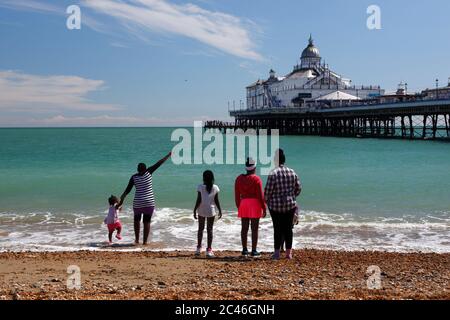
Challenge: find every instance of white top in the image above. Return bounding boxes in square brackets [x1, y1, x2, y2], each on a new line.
[104, 205, 119, 225]
[197, 184, 220, 217]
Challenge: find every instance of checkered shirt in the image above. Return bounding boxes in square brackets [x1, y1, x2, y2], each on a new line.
[264, 165, 301, 212]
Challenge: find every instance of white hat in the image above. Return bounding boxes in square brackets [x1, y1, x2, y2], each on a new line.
[245, 157, 256, 171]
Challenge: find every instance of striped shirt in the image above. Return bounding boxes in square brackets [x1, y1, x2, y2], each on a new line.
[132, 172, 155, 208]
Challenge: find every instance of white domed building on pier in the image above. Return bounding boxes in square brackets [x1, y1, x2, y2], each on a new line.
[246, 35, 384, 109]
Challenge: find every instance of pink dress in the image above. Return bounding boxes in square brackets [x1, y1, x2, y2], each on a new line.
[234, 174, 266, 219]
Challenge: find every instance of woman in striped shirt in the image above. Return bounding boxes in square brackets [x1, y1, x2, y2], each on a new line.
[119, 152, 171, 245]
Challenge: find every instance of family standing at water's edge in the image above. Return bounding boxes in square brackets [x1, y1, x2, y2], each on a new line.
[106, 149, 301, 259]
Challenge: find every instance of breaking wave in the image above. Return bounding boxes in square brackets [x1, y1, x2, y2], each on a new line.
[0, 208, 449, 253]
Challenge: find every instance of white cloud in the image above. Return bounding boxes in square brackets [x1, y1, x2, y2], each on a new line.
[82, 0, 263, 61]
[1, 0, 264, 60]
[239, 61, 263, 78]
[0, 0, 59, 14]
[109, 41, 129, 48]
[0, 0, 107, 33]
[0, 70, 117, 112]
[0, 114, 230, 127]
[30, 115, 161, 126]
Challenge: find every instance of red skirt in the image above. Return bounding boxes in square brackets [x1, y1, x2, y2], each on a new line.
[238, 198, 263, 219]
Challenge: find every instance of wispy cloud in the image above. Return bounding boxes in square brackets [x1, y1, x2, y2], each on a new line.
[0, 0, 59, 14]
[0, 0, 107, 33]
[0, 114, 228, 127]
[109, 41, 129, 48]
[239, 61, 264, 78]
[29, 115, 162, 126]
[82, 0, 263, 61]
[0, 70, 117, 112]
[1, 0, 264, 60]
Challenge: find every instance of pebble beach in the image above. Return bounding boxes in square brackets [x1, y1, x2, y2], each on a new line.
[1, 249, 448, 300]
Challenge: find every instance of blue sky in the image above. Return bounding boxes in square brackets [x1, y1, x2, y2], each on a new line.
[0, 0, 449, 127]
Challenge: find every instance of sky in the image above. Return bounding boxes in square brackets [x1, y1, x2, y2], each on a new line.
[0, 0, 449, 127]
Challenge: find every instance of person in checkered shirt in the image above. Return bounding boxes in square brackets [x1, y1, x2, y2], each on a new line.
[264, 149, 302, 260]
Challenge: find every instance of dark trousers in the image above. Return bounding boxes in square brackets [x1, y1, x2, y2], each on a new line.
[270, 209, 295, 250]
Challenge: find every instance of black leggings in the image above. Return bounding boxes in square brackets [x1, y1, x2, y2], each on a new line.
[270, 209, 295, 250]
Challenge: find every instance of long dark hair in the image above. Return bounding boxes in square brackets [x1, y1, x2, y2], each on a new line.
[203, 170, 215, 194]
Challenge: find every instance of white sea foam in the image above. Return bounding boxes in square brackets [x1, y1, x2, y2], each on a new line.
[0, 208, 449, 253]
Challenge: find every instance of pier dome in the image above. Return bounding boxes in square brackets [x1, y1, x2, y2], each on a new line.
[299, 35, 321, 69]
[301, 35, 320, 59]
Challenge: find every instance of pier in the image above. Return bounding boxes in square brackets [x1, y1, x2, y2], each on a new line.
[205, 98, 450, 140]
[205, 36, 450, 141]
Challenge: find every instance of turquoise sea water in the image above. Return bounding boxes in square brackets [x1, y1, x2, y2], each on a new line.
[0, 128, 449, 252]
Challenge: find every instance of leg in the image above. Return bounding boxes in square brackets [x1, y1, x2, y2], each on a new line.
[206, 217, 215, 249]
[134, 214, 142, 244]
[115, 224, 122, 240]
[108, 231, 113, 243]
[197, 216, 206, 248]
[250, 218, 259, 252]
[282, 209, 295, 258]
[241, 218, 250, 251]
[284, 211, 294, 250]
[143, 214, 152, 245]
[271, 211, 283, 251]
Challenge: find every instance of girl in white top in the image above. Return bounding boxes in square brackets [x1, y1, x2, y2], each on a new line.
[193, 170, 222, 257]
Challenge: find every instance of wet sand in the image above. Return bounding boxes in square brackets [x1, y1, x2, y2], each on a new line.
[0, 250, 448, 300]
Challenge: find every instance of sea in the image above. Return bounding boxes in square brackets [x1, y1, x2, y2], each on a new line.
[0, 127, 449, 253]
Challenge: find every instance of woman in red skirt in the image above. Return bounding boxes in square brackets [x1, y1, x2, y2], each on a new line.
[234, 157, 266, 257]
